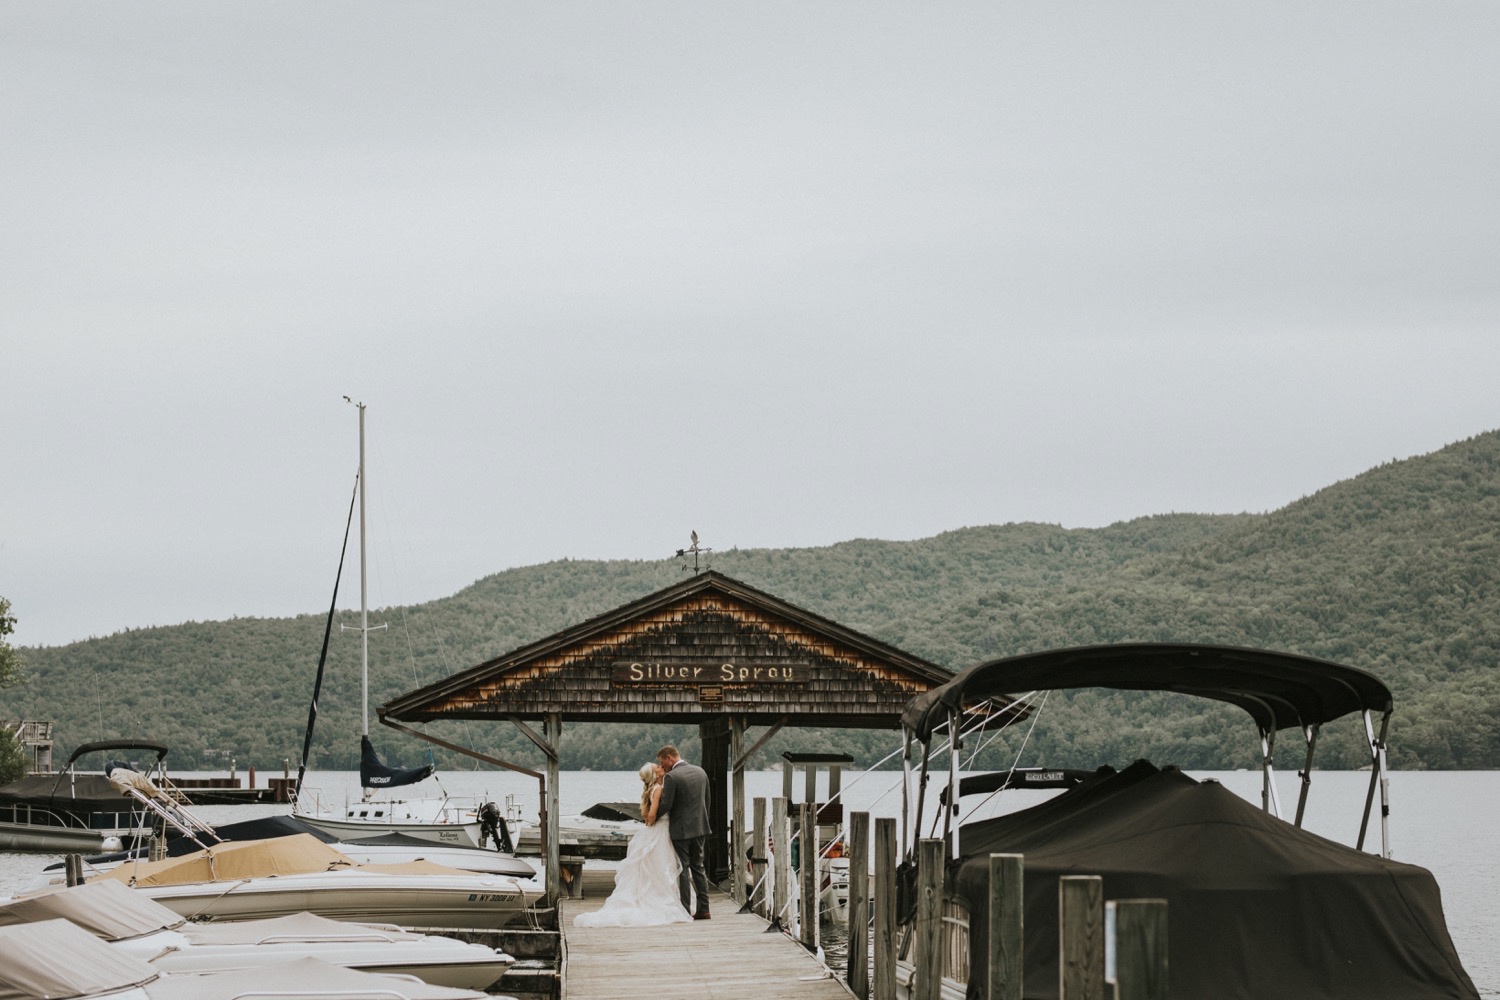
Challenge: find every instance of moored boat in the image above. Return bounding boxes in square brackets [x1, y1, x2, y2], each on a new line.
[0, 741, 168, 853]
[0, 879, 514, 990]
[894, 642, 1478, 1000]
[82, 832, 544, 929]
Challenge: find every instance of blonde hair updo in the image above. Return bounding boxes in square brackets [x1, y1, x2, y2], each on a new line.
[639, 761, 660, 816]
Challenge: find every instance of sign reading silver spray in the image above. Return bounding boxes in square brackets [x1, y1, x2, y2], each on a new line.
[611, 661, 809, 684]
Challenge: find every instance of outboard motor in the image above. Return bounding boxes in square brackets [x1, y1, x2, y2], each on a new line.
[478, 800, 515, 853]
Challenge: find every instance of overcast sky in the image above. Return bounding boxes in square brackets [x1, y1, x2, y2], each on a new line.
[3, 3, 1498, 649]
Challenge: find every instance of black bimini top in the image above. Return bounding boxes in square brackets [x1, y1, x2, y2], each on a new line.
[901, 642, 1393, 742]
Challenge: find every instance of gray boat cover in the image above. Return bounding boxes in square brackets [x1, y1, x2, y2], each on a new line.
[0, 918, 159, 999]
[0, 879, 182, 939]
[952, 761, 1477, 999]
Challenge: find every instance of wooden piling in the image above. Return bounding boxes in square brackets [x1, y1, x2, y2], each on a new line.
[799, 803, 819, 951]
[847, 810, 871, 998]
[915, 837, 945, 1000]
[1059, 875, 1104, 1000]
[987, 853, 1023, 1000]
[752, 796, 769, 917]
[773, 796, 792, 930]
[1110, 899, 1168, 1000]
[874, 816, 897, 1000]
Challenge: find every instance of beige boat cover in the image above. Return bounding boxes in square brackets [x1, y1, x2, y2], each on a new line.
[90, 832, 489, 887]
[143, 956, 488, 1000]
[0, 879, 182, 939]
[93, 832, 356, 886]
[0, 918, 159, 999]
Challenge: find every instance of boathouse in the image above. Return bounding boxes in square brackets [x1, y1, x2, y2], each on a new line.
[378, 570, 959, 903]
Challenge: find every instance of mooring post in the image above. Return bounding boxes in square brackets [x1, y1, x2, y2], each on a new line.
[772, 796, 791, 931]
[751, 796, 768, 916]
[1110, 899, 1168, 1000]
[988, 853, 1024, 1000]
[799, 803, 820, 952]
[916, 837, 945, 1000]
[1059, 875, 1104, 1000]
[874, 816, 897, 1000]
[847, 810, 872, 998]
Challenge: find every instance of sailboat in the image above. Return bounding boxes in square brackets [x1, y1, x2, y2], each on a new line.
[293, 402, 507, 852]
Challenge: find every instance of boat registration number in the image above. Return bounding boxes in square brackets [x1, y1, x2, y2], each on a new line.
[469, 893, 518, 902]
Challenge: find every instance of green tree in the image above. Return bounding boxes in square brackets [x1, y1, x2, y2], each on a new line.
[0, 728, 24, 784]
[0, 596, 20, 689]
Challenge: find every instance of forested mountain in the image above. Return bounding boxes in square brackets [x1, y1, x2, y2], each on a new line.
[8, 432, 1499, 773]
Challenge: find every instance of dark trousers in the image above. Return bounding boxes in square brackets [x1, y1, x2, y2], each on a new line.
[673, 835, 710, 915]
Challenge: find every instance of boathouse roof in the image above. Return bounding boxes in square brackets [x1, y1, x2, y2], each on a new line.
[380, 570, 955, 728]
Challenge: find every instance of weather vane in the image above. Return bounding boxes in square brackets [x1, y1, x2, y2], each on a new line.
[675, 530, 712, 574]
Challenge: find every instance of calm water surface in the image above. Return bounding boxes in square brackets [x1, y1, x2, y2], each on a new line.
[3, 768, 1495, 996]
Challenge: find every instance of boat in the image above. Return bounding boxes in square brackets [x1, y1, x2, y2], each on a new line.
[895, 642, 1479, 1000]
[292, 402, 502, 851]
[514, 801, 642, 860]
[0, 740, 170, 853]
[80, 832, 545, 929]
[26, 794, 535, 893]
[0, 879, 514, 990]
[0, 919, 495, 1000]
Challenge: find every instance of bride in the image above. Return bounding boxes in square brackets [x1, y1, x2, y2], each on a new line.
[572, 762, 693, 927]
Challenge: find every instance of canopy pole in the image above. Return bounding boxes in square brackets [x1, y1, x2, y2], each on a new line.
[901, 728, 912, 859]
[1293, 724, 1319, 828]
[912, 738, 932, 862]
[1357, 710, 1392, 856]
[945, 707, 960, 860]
[1260, 727, 1283, 818]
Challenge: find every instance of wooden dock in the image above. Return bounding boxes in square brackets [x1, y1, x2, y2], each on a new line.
[561, 884, 854, 1000]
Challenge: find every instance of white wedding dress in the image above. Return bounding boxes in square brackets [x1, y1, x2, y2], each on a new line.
[573, 820, 693, 927]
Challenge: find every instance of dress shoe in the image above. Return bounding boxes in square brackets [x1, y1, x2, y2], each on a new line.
[694, 911, 711, 920]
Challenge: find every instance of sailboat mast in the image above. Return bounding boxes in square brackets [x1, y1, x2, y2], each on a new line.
[357, 401, 370, 739]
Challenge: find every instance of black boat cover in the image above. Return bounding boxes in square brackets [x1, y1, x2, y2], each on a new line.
[0, 774, 129, 810]
[952, 761, 1476, 999]
[903, 643, 1394, 741]
[358, 735, 434, 789]
[581, 801, 645, 823]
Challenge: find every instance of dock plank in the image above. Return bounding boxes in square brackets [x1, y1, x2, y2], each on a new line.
[562, 885, 852, 1000]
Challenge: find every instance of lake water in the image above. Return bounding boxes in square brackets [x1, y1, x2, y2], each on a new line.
[3, 768, 1495, 997]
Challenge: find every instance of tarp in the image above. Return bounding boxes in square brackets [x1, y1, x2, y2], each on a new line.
[0, 879, 181, 940]
[93, 833, 355, 886]
[0, 918, 159, 1000]
[951, 762, 1477, 999]
[144, 955, 486, 1000]
[0, 772, 131, 810]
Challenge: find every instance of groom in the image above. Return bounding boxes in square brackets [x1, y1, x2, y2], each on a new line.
[655, 744, 711, 920]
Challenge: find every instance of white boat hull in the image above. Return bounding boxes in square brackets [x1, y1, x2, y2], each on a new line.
[297, 812, 487, 848]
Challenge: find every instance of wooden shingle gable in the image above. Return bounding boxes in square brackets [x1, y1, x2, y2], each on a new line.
[380, 571, 952, 728]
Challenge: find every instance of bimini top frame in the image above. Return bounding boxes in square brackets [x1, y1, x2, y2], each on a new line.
[900, 642, 1396, 857]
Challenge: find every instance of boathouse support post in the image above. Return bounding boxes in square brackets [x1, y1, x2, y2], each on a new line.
[701, 716, 730, 883]
[915, 837, 945, 1000]
[731, 715, 746, 905]
[799, 803, 819, 952]
[874, 816, 897, 1000]
[1059, 875, 1104, 1000]
[987, 853, 1023, 1000]
[847, 810, 871, 998]
[1109, 899, 1168, 1000]
[544, 712, 562, 907]
[751, 796, 768, 916]
[772, 796, 791, 932]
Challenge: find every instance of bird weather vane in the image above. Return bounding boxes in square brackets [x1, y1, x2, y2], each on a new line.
[675, 530, 712, 574]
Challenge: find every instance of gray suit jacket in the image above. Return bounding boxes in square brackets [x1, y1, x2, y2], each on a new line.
[657, 759, 710, 841]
